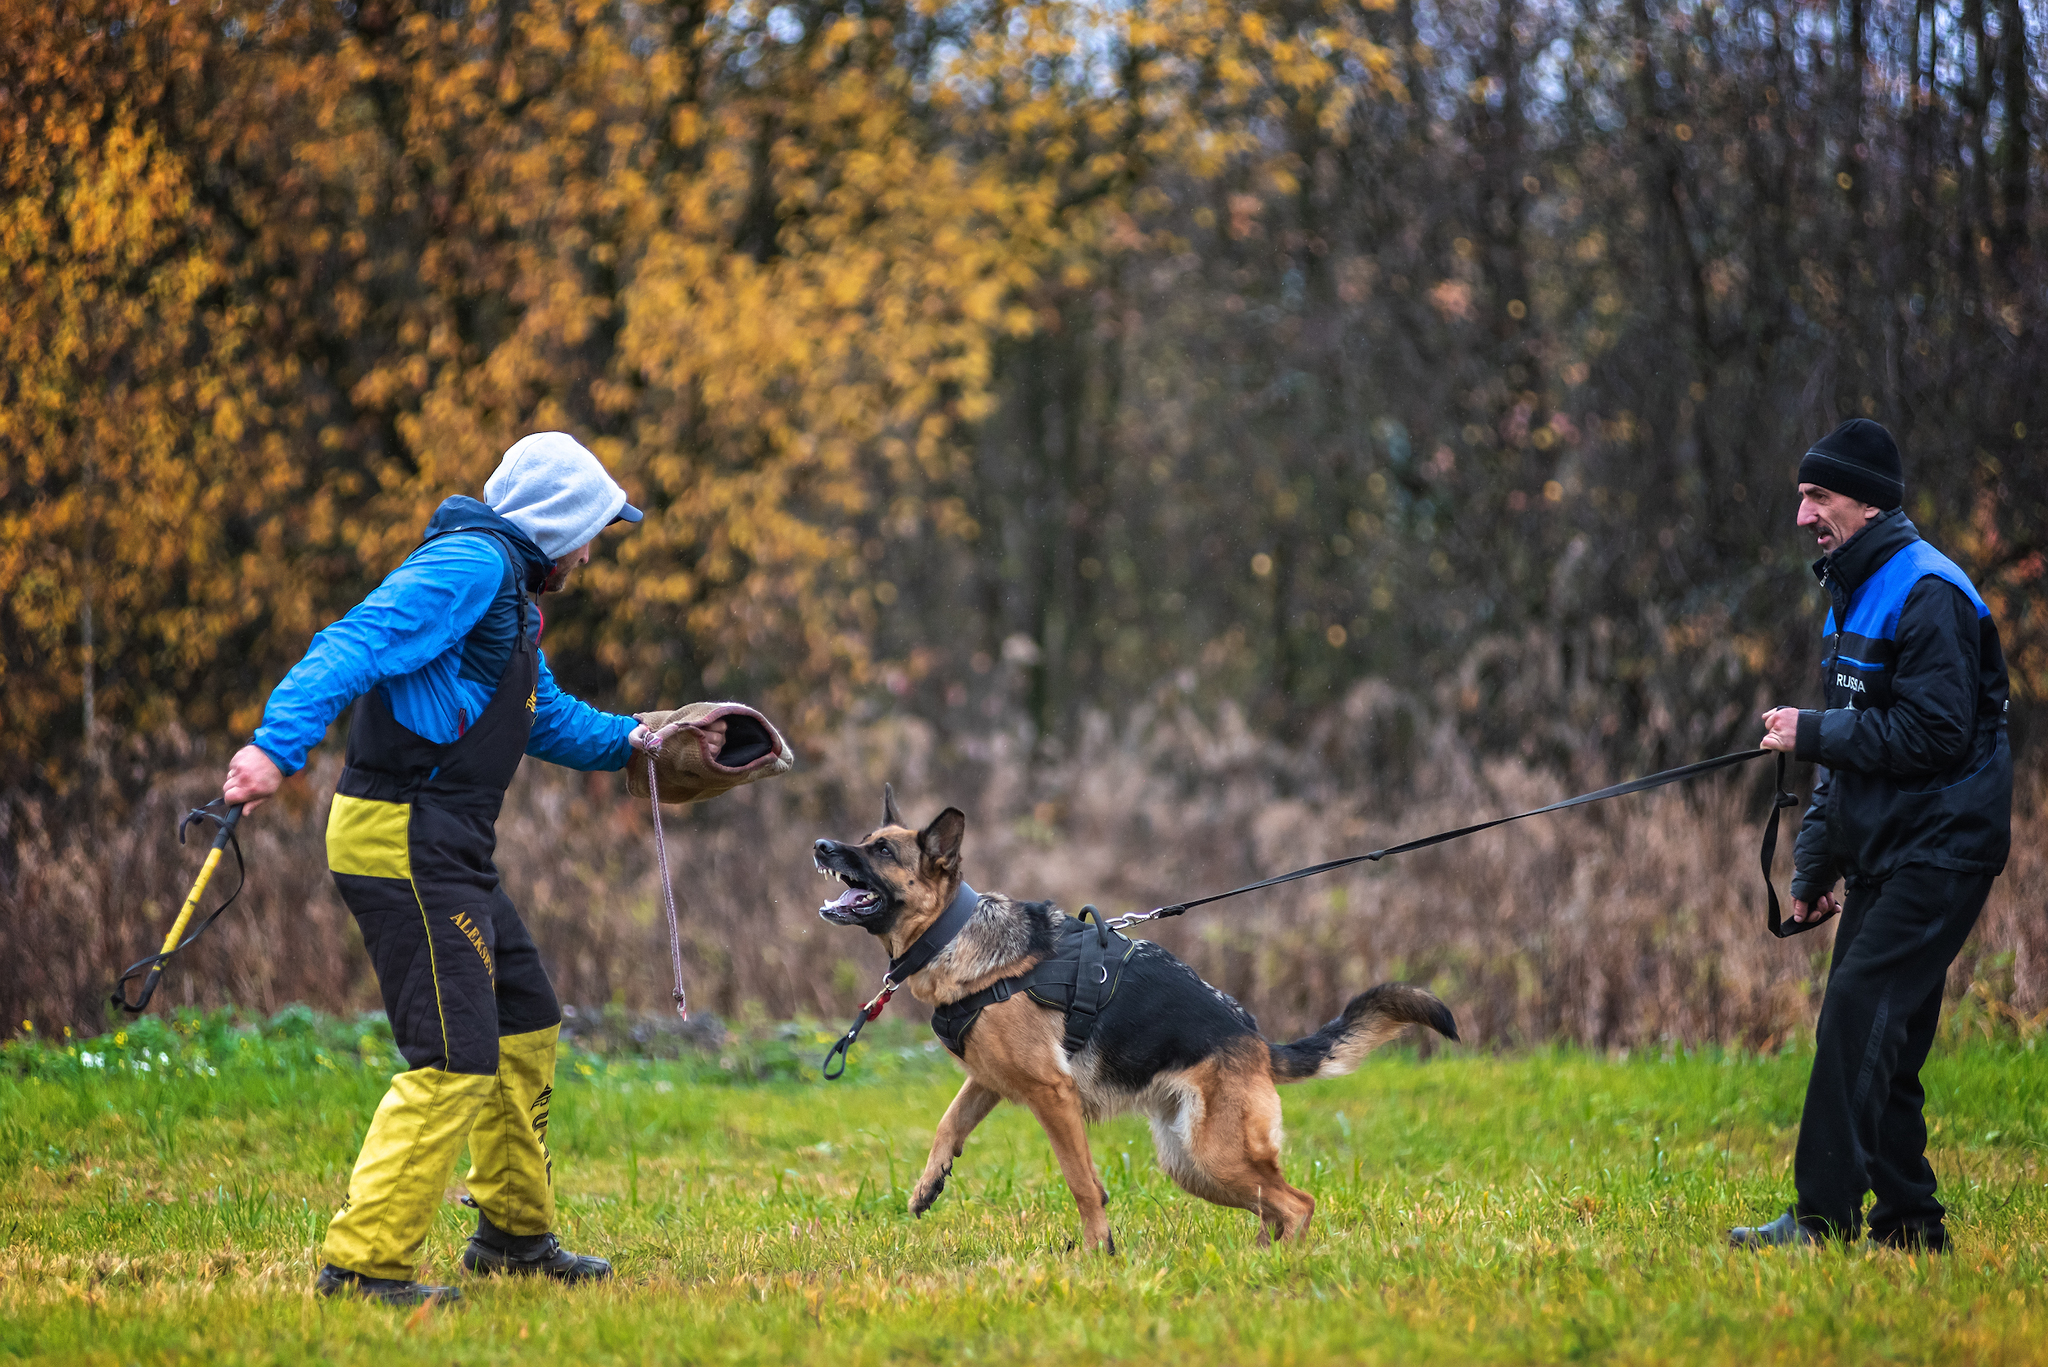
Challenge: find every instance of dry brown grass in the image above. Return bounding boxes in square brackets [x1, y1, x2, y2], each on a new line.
[6, 704, 2042, 1046]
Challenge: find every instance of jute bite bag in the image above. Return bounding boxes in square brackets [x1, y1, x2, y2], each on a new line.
[627, 702, 795, 805]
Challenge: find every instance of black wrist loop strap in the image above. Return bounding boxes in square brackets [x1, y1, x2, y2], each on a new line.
[1762, 752, 1822, 938]
[821, 1003, 879, 1081]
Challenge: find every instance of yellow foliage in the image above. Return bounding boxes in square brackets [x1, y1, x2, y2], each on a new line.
[0, 0, 1398, 785]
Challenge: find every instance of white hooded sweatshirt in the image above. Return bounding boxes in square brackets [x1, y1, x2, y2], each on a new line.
[483, 432, 639, 561]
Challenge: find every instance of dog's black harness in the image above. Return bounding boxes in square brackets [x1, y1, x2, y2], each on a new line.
[928, 906, 1136, 1058]
[820, 889, 1138, 1077]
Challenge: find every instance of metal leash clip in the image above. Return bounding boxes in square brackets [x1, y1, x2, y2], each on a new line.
[821, 977, 897, 1080]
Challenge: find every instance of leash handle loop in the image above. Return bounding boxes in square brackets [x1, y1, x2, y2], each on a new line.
[1762, 752, 1824, 939]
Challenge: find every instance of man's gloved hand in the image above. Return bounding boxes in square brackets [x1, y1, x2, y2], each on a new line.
[626, 702, 794, 805]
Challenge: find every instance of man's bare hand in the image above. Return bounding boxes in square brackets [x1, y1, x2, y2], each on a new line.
[1790, 892, 1840, 925]
[629, 717, 729, 762]
[1760, 706, 1799, 753]
[698, 718, 727, 764]
[223, 745, 284, 814]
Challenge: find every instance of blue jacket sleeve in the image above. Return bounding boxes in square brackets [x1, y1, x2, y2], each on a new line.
[526, 647, 638, 771]
[250, 540, 502, 774]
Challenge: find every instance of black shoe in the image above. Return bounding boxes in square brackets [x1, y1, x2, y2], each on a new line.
[1870, 1224, 1948, 1253]
[1728, 1208, 1826, 1249]
[461, 1210, 613, 1283]
[314, 1263, 463, 1306]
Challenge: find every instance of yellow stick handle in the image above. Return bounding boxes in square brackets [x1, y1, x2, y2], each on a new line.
[160, 847, 225, 955]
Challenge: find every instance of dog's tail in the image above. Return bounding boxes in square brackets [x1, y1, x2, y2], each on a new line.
[1267, 983, 1458, 1083]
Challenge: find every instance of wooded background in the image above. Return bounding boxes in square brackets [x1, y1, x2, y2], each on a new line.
[4, 0, 2044, 1038]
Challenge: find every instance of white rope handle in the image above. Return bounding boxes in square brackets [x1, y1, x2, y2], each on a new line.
[647, 748, 688, 1020]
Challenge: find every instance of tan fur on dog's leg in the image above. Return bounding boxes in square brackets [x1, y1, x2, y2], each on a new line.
[964, 997, 1114, 1252]
[1024, 1083, 1114, 1252]
[911, 1078, 1001, 1216]
[1170, 1049, 1315, 1244]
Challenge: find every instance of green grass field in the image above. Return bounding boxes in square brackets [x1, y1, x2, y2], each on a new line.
[4, 1009, 2046, 1365]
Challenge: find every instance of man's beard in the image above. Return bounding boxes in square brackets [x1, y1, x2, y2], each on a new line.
[541, 564, 573, 593]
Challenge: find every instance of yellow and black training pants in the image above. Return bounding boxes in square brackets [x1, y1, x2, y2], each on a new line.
[320, 790, 564, 1279]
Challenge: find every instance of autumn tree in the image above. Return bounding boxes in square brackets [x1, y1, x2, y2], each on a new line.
[2, 0, 2042, 804]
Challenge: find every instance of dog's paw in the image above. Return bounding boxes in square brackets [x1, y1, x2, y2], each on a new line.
[909, 1172, 948, 1217]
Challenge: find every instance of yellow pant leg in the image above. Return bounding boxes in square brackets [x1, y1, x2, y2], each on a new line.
[323, 1068, 495, 1281]
[463, 1024, 560, 1237]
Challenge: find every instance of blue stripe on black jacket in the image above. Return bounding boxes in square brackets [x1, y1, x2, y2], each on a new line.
[1788, 509, 2011, 896]
[251, 497, 637, 775]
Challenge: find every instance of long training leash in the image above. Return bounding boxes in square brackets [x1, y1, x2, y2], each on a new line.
[821, 747, 1813, 1078]
[1109, 748, 1810, 936]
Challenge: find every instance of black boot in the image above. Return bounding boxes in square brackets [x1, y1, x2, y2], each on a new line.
[1869, 1223, 1948, 1253]
[1728, 1208, 1827, 1249]
[315, 1263, 463, 1306]
[461, 1210, 613, 1283]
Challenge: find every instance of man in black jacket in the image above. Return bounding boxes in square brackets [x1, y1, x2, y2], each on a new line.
[1732, 418, 2012, 1251]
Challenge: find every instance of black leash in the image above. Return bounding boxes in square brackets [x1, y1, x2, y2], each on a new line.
[111, 801, 247, 1013]
[1114, 747, 1798, 930]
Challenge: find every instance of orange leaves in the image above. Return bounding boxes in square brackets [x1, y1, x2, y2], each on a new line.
[2, 0, 1432, 782]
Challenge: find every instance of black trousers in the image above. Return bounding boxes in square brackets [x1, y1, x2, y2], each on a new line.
[343, 875, 561, 1075]
[1793, 862, 1993, 1238]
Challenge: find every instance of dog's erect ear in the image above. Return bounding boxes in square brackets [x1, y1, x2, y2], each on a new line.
[917, 807, 966, 874]
[883, 783, 904, 829]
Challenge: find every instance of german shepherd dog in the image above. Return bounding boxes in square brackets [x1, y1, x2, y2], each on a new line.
[814, 788, 1458, 1251]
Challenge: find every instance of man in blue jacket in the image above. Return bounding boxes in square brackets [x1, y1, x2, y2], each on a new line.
[1733, 419, 2011, 1252]
[222, 432, 710, 1304]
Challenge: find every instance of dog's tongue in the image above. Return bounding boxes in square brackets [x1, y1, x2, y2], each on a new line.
[822, 887, 872, 911]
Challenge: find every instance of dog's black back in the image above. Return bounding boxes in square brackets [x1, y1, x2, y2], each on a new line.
[1086, 938, 1262, 1090]
[975, 903, 1262, 1092]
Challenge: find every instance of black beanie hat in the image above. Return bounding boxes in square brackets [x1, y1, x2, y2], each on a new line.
[1798, 419, 1903, 510]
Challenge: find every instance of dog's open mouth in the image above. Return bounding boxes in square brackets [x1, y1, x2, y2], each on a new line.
[816, 859, 884, 923]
